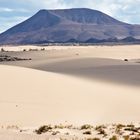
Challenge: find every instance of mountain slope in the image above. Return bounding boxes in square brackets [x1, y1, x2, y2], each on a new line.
[0, 8, 140, 45]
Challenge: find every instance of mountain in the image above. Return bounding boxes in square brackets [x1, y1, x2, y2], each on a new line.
[1, 8, 140, 45]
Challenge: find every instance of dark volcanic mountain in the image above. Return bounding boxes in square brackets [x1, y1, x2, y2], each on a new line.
[0, 8, 140, 45]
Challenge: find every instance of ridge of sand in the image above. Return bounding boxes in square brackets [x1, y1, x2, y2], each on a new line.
[0, 65, 140, 127]
[0, 45, 140, 139]
[1, 45, 140, 59]
[1, 45, 140, 86]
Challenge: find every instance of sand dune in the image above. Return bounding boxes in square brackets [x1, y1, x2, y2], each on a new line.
[0, 45, 140, 139]
[0, 65, 140, 127]
[1, 45, 140, 86]
[1, 45, 140, 59]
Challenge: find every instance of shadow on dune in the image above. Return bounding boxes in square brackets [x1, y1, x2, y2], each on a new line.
[1, 53, 140, 87]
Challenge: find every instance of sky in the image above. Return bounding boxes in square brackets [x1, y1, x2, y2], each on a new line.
[0, 0, 140, 33]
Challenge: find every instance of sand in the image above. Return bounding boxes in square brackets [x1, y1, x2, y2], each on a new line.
[0, 45, 140, 139]
[1, 45, 140, 86]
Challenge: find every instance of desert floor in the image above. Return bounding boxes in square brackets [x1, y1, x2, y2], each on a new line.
[0, 45, 140, 139]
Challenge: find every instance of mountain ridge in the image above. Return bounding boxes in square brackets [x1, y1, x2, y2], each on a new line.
[0, 8, 140, 45]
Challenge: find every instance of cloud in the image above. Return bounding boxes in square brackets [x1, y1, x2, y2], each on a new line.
[0, 0, 140, 33]
[0, 7, 30, 13]
[0, 8, 14, 12]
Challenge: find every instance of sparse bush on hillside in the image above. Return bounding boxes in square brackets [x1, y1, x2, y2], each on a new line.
[83, 130, 92, 135]
[124, 59, 128, 61]
[130, 137, 140, 140]
[123, 135, 130, 140]
[54, 124, 65, 129]
[109, 135, 118, 140]
[95, 125, 106, 136]
[87, 138, 100, 140]
[124, 127, 139, 133]
[51, 131, 60, 135]
[35, 125, 53, 134]
[64, 132, 69, 135]
[41, 48, 45, 51]
[1, 48, 5, 52]
[116, 124, 126, 129]
[115, 124, 125, 134]
[127, 124, 135, 128]
[81, 124, 93, 130]
[95, 125, 106, 130]
[29, 48, 38, 51]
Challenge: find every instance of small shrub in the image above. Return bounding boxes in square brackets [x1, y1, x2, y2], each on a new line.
[81, 124, 93, 130]
[130, 137, 140, 140]
[65, 132, 69, 135]
[127, 124, 135, 128]
[87, 138, 100, 140]
[116, 124, 126, 129]
[54, 124, 65, 129]
[83, 131, 92, 135]
[35, 125, 52, 134]
[115, 126, 121, 134]
[29, 48, 38, 51]
[41, 48, 45, 51]
[124, 128, 138, 133]
[124, 59, 128, 61]
[109, 135, 118, 140]
[98, 129, 105, 134]
[115, 124, 125, 135]
[123, 135, 130, 140]
[95, 125, 106, 130]
[1, 48, 5, 52]
[52, 131, 60, 135]
[95, 126, 106, 136]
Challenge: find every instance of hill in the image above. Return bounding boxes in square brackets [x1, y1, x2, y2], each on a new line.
[0, 8, 140, 44]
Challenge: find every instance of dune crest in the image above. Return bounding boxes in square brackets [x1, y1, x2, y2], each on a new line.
[0, 65, 140, 127]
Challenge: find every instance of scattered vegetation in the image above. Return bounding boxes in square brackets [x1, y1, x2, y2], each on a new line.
[109, 135, 118, 140]
[64, 132, 69, 135]
[87, 138, 100, 140]
[34, 123, 140, 139]
[41, 48, 45, 51]
[6, 125, 19, 130]
[115, 124, 124, 134]
[127, 124, 135, 128]
[22, 48, 46, 52]
[130, 137, 140, 140]
[52, 131, 60, 135]
[116, 124, 126, 129]
[124, 59, 128, 61]
[124, 127, 139, 133]
[29, 48, 39, 51]
[54, 124, 73, 129]
[83, 130, 92, 135]
[95, 125, 106, 130]
[0, 55, 31, 62]
[81, 124, 93, 130]
[123, 135, 130, 140]
[35, 125, 53, 134]
[1, 48, 5, 52]
[95, 125, 107, 137]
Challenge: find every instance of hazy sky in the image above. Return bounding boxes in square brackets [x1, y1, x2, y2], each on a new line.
[0, 0, 140, 33]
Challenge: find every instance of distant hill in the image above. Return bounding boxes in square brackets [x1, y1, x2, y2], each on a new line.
[1, 8, 140, 45]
